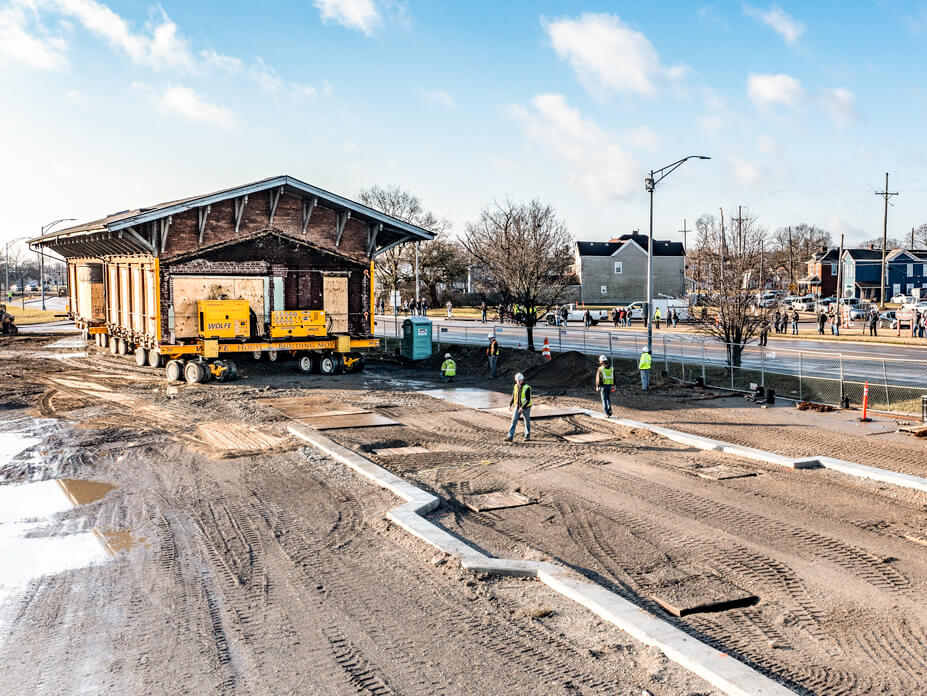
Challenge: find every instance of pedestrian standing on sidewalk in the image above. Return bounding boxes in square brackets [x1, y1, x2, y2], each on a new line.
[833, 311, 841, 336]
[446, 300, 452, 318]
[773, 310, 780, 334]
[480, 301, 487, 323]
[759, 320, 770, 346]
[595, 355, 615, 417]
[817, 310, 827, 335]
[868, 307, 878, 336]
[653, 307, 662, 329]
[671, 308, 678, 328]
[583, 309, 592, 328]
[791, 310, 799, 335]
[611, 306, 619, 327]
[505, 373, 532, 442]
[912, 310, 920, 338]
[486, 333, 499, 379]
[638, 347, 652, 391]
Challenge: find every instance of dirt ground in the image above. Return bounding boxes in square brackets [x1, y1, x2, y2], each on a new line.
[1, 333, 926, 695]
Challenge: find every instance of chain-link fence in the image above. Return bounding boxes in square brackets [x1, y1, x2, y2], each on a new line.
[373, 317, 927, 417]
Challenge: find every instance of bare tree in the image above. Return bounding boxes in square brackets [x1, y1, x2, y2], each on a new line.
[461, 199, 572, 350]
[693, 210, 769, 367]
[358, 185, 450, 305]
[768, 223, 831, 288]
[417, 237, 469, 307]
[914, 223, 927, 249]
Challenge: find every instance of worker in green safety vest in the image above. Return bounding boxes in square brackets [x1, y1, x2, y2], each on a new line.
[638, 347, 652, 391]
[595, 355, 614, 417]
[505, 372, 532, 442]
[440, 353, 456, 383]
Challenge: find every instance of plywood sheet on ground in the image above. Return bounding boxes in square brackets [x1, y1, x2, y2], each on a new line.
[695, 464, 757, 481]
[302, 413, 399, 430]
[195, 422, 290, 454]
[648, 572, 758, 617]
[421, 388, 511, 410]
[371, 446, 430, 456]
[461, 491, 534, 512]
[485, 405, 584, 419]
[562, 432, 612, 443]
[257, 397, 369, 420]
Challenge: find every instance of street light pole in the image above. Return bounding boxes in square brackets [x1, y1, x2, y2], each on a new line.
[644, 155, 710, 353]
[37, 218, 76, 310]
[4, 236, 30, 303]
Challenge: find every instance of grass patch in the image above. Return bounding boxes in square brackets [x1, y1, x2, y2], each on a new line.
[5, 306, 61, 325]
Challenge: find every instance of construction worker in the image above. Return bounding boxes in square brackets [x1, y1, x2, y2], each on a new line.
[638, 347, 652, 391]
[506, 372, 532, 442]
[595, 355, 614, 417]
[487, 333, 499, 379]
[440, 353, 456, 383]
[653, 307, 662, 330]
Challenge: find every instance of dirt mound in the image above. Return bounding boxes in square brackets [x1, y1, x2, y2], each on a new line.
[523, 351, 598, 389]
[416, 345, 546, 377]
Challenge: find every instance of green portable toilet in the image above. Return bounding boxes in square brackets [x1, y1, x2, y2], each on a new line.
[401, 316, 433, 359]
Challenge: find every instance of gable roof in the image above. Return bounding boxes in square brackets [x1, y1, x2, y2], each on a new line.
[844, 248, 884, 260]
[810, 248, 840, 262]
[30, 174, 434, 258]
[576, 234, 684, 258]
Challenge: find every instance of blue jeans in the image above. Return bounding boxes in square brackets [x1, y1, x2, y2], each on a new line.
[640, 369, 650, 390]
[508, 407, 530, 438]
[489, 355, 498, 378]
[599, 386, 612, 415]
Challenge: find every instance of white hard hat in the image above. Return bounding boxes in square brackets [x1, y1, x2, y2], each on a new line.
[598, 355, 607, 362]
[642, 347, 650, 352]
[515, 372, 524, 381]
[444, 353, 451, 358]
[487, 334, 494, 340]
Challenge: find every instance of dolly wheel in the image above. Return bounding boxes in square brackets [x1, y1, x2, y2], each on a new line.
[266, 350, 278, 362]
[134, 346, 148, 366]
[226, 360, 238, 380]
[251, 350, 262, 361]
[184, 361, 206, 384]
[165, 360, 183, 382]
[319, 352, 344, 376]
[297, 354, 316, 374]
[109, 338, 119, 355]
[100, 333, 108, 349]
[211, 360, 230, 382]
[344, 352, 366, 374]
[117, 338, 128, 355]
[148, 349, 162, 368]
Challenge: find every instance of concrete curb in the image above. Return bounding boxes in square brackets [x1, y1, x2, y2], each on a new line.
[288, 422, 796, 696]
[582, 411, 927, 491]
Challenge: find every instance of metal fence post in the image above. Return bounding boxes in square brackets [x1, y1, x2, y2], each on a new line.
[761, 348, 765, 388]
[663, 335, 668, 374]
[558, 328, 562, 352]
[731, 342, 735, 390]
[882, 360, 891, 410]
[799, 352, 803, 400]
[608, 332, 614, 357]
[838, 354, 844, 405]
[701, 341, 706, 383]
[583, 329, 587, 354]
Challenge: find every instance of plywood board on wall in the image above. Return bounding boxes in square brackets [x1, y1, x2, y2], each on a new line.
[323, 275, 348, 333]
[173, 275, 266, 338]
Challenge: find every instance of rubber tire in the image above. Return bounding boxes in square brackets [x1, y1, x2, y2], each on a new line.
[100, 334, 108, 349]
[109, 338, 119, 355]
[81, 328, 89, 341]
[344, 352, 365, 374]
[184, 361, 206, 384]
[319, 353, 343, 376]
[226, 360, 238, 380]
[266, 350, 278, 362]
[117, 338, 128, 356]
[251, 350, 262, 361]
[297, 353, 316, 374]
[94, 333, 101, 347]
[165, 360, 183, 382]
[148, 349, 162, 368]
[213, 360, 229, 382]
[134, 346, 148, 366]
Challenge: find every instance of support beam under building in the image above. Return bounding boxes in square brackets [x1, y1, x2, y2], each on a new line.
[335, 211, 351, 247]
[234, 195, 249, 235]
[302, 197, 317, 235]
[197, 205, 211, 244]
[269, 186, 283, 228]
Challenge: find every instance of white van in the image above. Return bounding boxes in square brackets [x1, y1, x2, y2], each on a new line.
[625, 299, 690, 321]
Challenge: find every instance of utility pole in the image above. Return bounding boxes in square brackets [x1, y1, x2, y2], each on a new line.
[787, 226, 794, 288]
[875, 172, 898, 306]
[911, 227, 915, 249]
[835, 233, 844, 309]
[732, 205, 746, 257]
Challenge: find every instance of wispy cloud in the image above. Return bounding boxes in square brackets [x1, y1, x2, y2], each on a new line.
[200, 49, 241, 74]
[743, 3, 805, 45]
[623, 125, 659, 149]
[313, 0, 380, 36]
[157, 85, 235, 129]
[542, 12, 686, 97]
[419, 87, 456, 109]
[747, 72, 804, 109]
[509, 93, 639, 200]
[727, 154, 760, 184]
[0, 4, 68, 71]
[819, 87, 860, 126]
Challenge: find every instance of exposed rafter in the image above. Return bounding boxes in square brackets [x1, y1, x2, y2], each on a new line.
[197, 205, 211, 244]
[234, 195, 249, 235]
[159, 216, 173, 254]
[367, 222, 382, 257]
[335, 210, 351, 247]
[124, 226, 155, 253]
[373, 234, 413, 258]
[268, 186, 283, 227]
[302, 197, 317, 235]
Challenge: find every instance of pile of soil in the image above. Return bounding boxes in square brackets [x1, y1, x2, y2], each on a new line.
[796, 400, 835, 412]
[415, 345, 546, 377]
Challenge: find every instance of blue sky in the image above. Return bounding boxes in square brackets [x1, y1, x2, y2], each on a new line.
[2, 0, 927, 254]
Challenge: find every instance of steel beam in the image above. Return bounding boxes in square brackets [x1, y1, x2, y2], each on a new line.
[335, 211, 351, 247]
[234, 195, 249, 235]
[197, 205, 211, 244]
[302, 197, 317, 235]
[269, 186, 283, 228]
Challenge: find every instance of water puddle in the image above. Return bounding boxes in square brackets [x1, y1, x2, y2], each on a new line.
[57, 478, 116, 506]
[43, 336, 87, 350]
[95, 527, 147, 554]
[420, 387, 511, 410]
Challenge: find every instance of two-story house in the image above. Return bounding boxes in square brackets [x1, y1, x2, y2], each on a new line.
[798, 247, 840, 298]
[841, 247, 887, 301]
[886, 249, 927, 298]
[574, 234, 685, 305]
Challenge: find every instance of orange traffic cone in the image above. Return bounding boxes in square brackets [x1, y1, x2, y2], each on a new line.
[542, 338, 551, 360]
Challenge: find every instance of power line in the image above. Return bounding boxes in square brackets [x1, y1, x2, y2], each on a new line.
[875, 172, 899, 306]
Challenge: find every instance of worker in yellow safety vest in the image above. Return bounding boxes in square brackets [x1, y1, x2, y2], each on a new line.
[653, 307, 662, 330]
[638, 347, 652, 391]
[487, 334, 499, 379]
[505, 372, 532, 442]
[440, 353, 456, 383]
[595, 355, 614, 417]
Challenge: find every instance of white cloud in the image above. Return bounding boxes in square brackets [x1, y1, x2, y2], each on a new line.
[419, 87, 456, 109]
[251, 57, 282, 92]
[0, 4, 68, 71]
[756, 134, 780, 153]
[509, 93, 639, 200]
[314, 0, 380, 36]
[322, 80, 334, 96]
[200, 49, 241, 74]
[290, 82, 318, 97]
[66, 88, 81, 103]
[728, 154, 760, 184]
[47, 0, 194, 71]
[543, 13, 685, 97]
[698, 114, 725, 131]
[157, 85, 235, 129]
[624, 125, 659, 149]
[743, 4, 805, 44]
[820, 87, 860, 126]
[747, 72, 803, 109]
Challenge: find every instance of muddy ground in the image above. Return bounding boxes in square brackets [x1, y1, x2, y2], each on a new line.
[1, 333, 926, 695]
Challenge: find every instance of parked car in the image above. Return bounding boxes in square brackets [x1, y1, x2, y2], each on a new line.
[890, 293, 914, 304]
[26, 283, 39, 292]
[544, 303, 608, 325]
[814, 297, 836, 313]
[849, 304, 874, 321]
[792, 295, 815, 311]
[878, 310, 914, 329]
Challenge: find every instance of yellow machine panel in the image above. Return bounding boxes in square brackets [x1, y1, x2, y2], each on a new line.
[270, 310, 326, 338]
[197, 300, 250, 339]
